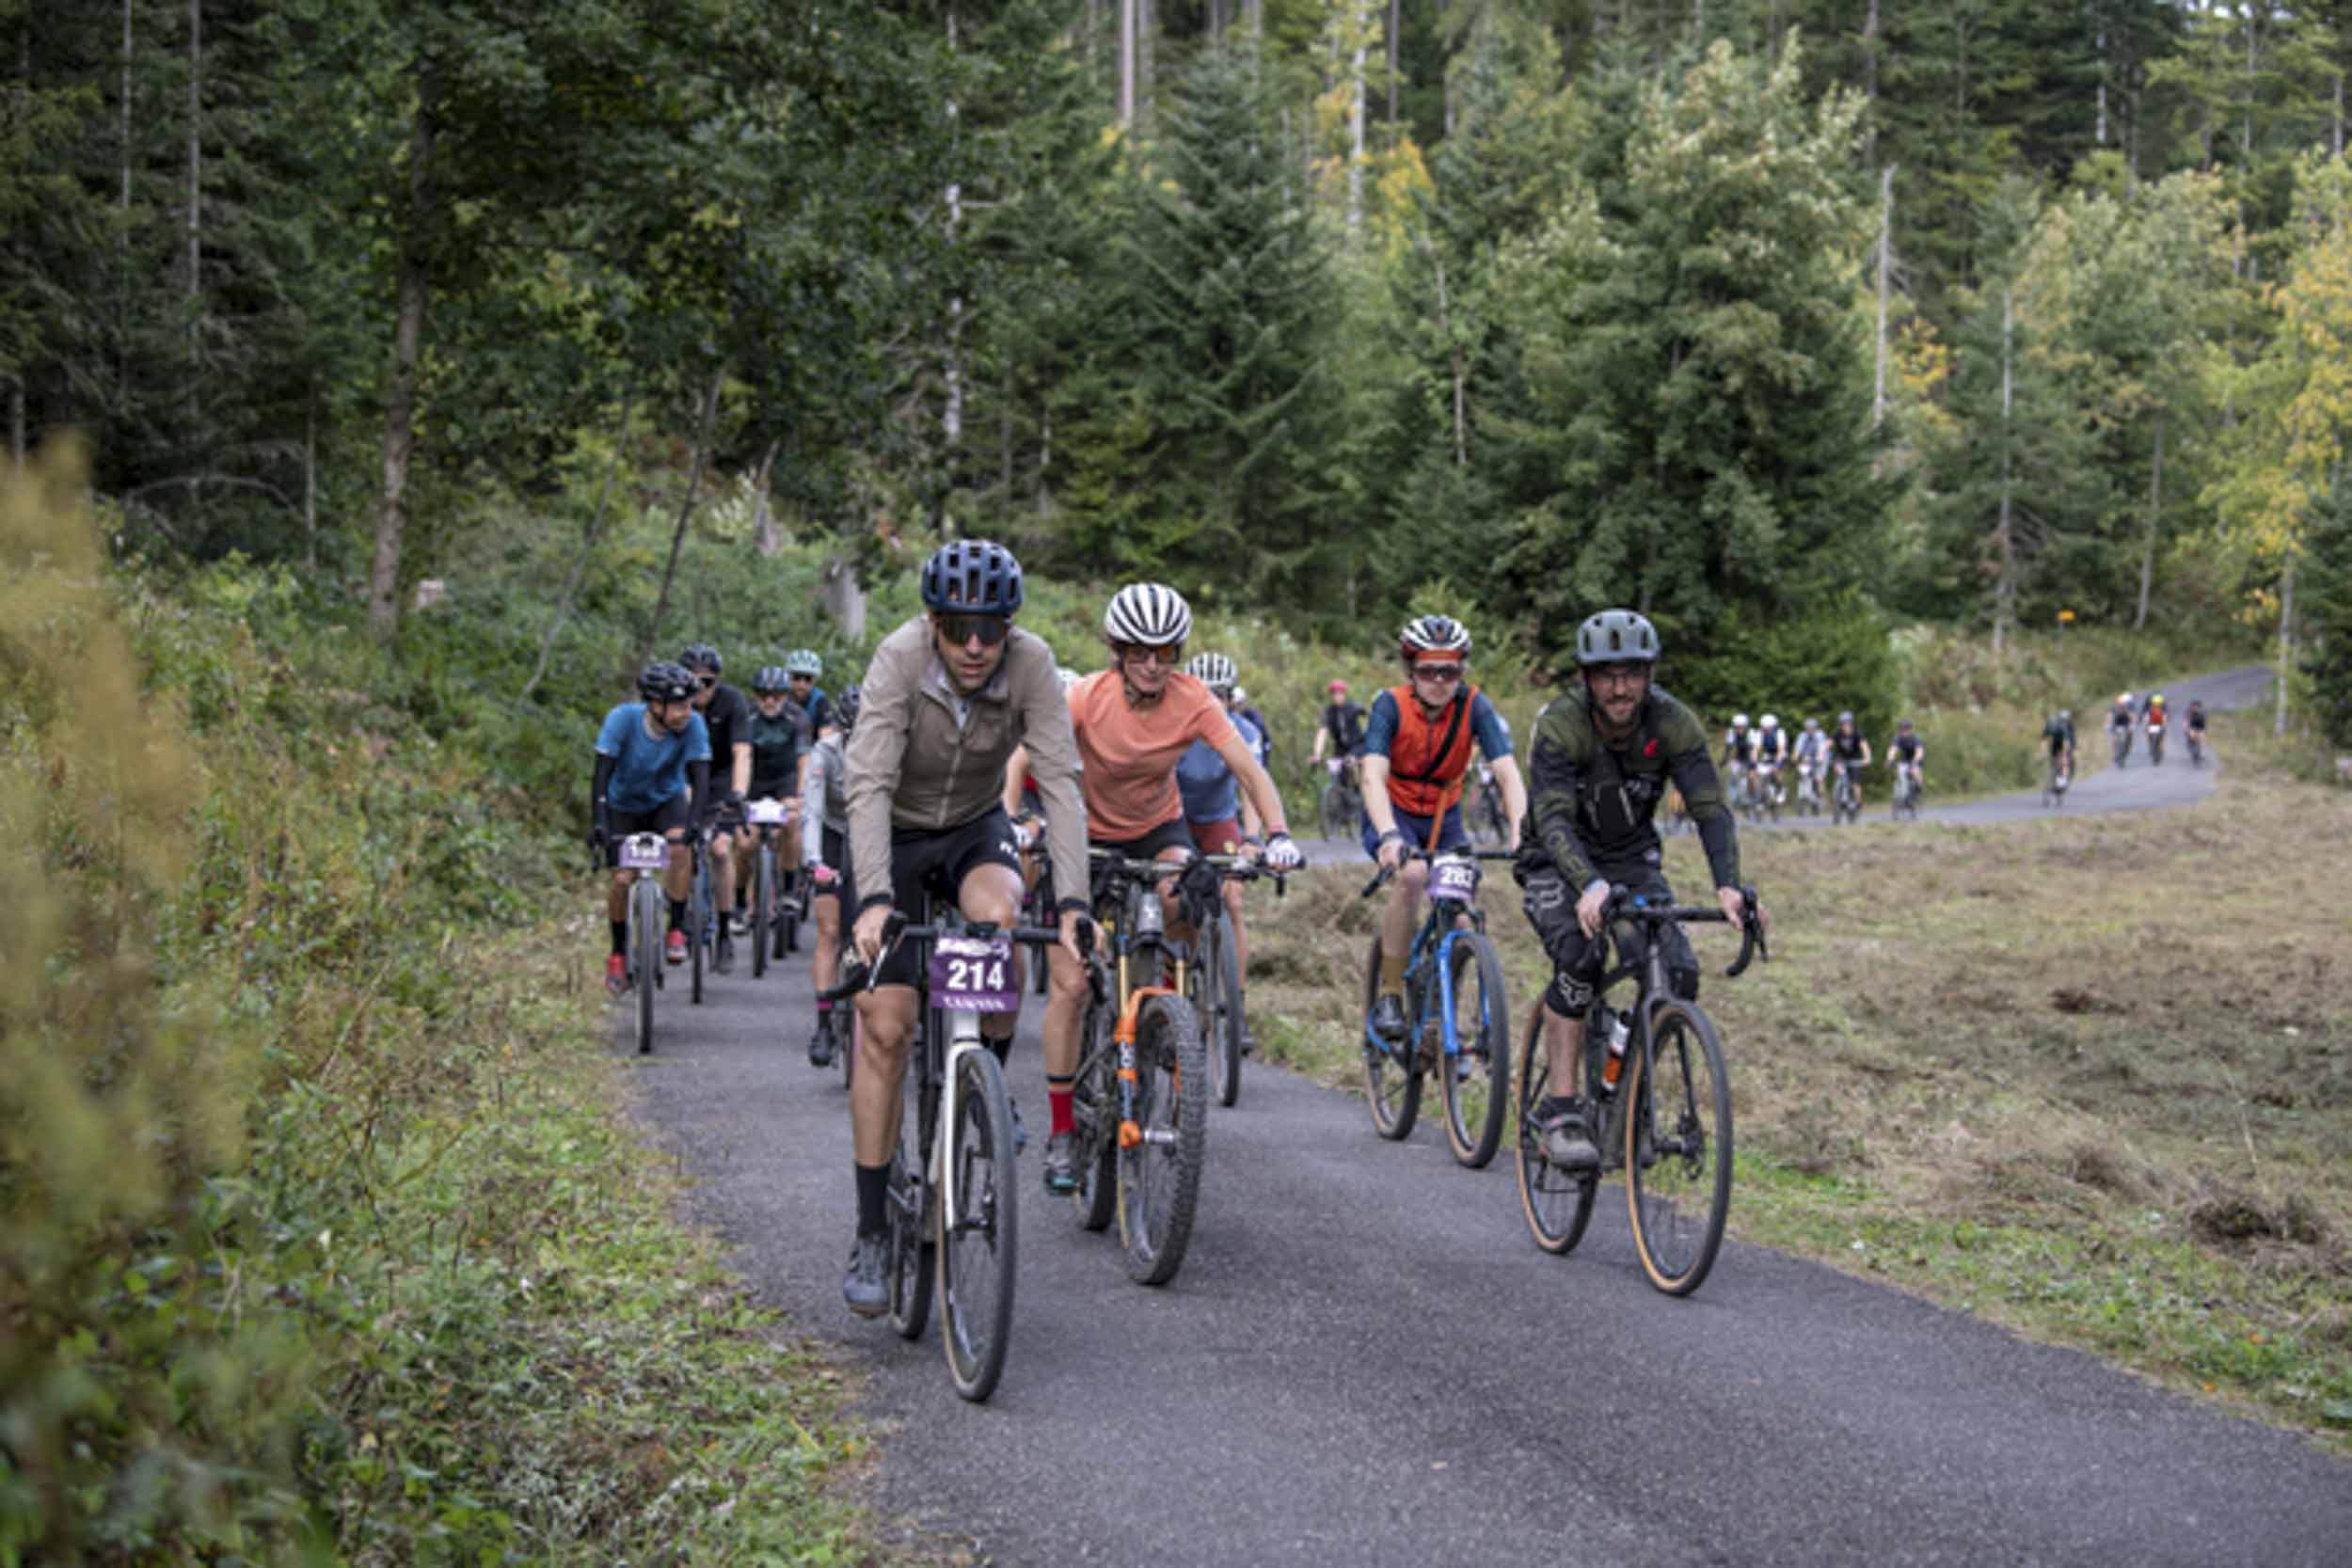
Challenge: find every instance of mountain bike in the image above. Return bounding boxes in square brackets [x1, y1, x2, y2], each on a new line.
[1829, 760, 1862, 825]
[687, 826, 722, 1003]
[2187, 725, 2206, 768]
[1318, 757, 1363, 842]
[1069, 851, 1211, 1285]
[1889, 763, 1921, 821]
[1751, 762, 1784, 823]
[1171, 853, 1282, 1109]
[819, 904, 1060, 1402]
[1358, 848, 1517, 1168]
[2146, 719, 2167, 767]
[605, 832, 672, 1055]
[1515, 884, 1766, 1296]
[1724, 760, 1752, 823]
[744, 797, 793, 978]
[1793, 759, 1823, 816]
[1466, 763, 1511, 848]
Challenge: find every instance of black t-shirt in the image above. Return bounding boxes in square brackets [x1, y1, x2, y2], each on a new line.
[747, 707, 801, 800]
[2186, 706, 2207, 732]
[1891, 733, 1923, 762]
[1829, 729, 1867, 763]
[1323, 701, 1367, 753]
[698, 682, 754, 789]
[2043, 720, 2074, 752]
[2109, 704, 2134, 730]
[1724, 728, 1756, 764]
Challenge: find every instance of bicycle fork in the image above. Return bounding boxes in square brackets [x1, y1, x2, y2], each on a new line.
[931, 1010, 984, 1238]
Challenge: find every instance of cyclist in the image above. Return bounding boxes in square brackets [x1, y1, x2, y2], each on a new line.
[1886, 718, 1926, 805]
[1792, 718, 1827, 807]
[1364, 614, 1528, 1042]
[1721, 712, 1756, 801]
[1177, 652, 1266, 1046]
[1752, 713, 1788, 807]
[1828, 711, 1871, 806]
[683, 644, 753, 961]
[1517, 610, 1755, 1169]
[2042, 708, 2075, 789]
[593, 662, 712, 992]
[2142, 689, 2169, 764]
[1232, 684, 1274, 770]
[1311, 677, 1370, 792]
[778, 649, 832, 914]
[800, 684, 862, 1067]
[839, 540, 1090, 1318]
[2185, 698, 2208, 759]
[743, 664, 805, 928]
[2108, 691, 2136, 764]
[1021, 583, 1302, 1192]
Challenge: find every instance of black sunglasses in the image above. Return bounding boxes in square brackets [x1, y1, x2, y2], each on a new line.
[936, 613, 1011, 648]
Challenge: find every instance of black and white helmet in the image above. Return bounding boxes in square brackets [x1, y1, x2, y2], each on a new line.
[1186, 652, 1238, 690]
[753, 665, 790, 694]
[638, 660, 697, 704]
[1104, 582, 1191, 647]
[1399, 615, 1471, 657]
[679, 642, 723, 675]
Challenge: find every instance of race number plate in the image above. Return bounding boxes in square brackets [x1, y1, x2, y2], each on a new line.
[618, 833, 669, 872]
[1429, 855, 1480, 903]
[745, 797, 790, 826]
[930, 933, 1020, 1014]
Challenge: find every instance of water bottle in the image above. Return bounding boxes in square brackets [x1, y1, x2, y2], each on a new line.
[1598, 1008, 1629, 1097]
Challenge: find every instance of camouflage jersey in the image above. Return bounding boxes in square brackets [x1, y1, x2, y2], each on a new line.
[1515, 684, 1742, 895]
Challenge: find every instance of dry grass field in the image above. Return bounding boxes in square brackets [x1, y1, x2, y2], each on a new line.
[1243, 718, 2352, 1443]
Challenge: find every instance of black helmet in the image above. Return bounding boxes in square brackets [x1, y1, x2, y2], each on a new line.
[638, 660, 697, 704]
[836, 684, 862, 732]
[753, 665, 789, 694]
[680, 642, 723, 675]
[922, 539, 1024, 615]
[1574, 609, 1660, 666]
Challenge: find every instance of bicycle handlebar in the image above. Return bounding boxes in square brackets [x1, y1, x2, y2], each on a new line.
[1601, 883, 1769, 978]
[1358, 846, 1518, 900]
[816, 911, 1083, 1004]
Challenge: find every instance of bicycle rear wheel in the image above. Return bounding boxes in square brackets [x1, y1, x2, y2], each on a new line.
[1359, 937, 1421, 1140]
[632, 877, 660, 1056]
[1117, 993, 1208, 1285]
[751, 847, 772, 978]
[940, 1045, 1017, 1401]
[1623, 1000, 1733, 1296]
[1192, 915, 1245, 1108]
[1438, 931, 1511, 1169]
[841, 1000, 859, 1091]
[783, 867, 802, 954]
[1319, 781, 1351, 841]
[1514, 1006, 1596, 1254]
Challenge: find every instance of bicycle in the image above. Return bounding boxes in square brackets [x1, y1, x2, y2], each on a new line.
[1171, 853, 1283, 1109]
[1466, 763, 1511, 848]
[744, 797, 794, 978]
[601, 832, 672, 1055]
[1750, 762, 1783, 824]
[1792, 759, 1823, 817]
[686, 825, 723, 1004]
[1514, 883, 1766, 1295]
[1357, 848, 1517, 1168]
[1889, 763, 1922, 822]
[2041, 752, 2072, 809]
[1829, 759, 1862, 825]
[1724, 760, 1751, 823]
[819, 903, 1059, 1402]
[1068, 851, 1212, 1285]
[2187, 726, 2206, 768]
[2146, 720, 2168, 767]
[1317, 757, 1363, 842]
[2109, 721, 2132, 768]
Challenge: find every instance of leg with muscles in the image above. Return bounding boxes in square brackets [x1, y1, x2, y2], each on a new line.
[810, 878, 844, 1066]
[663, 831, 692, 961]
[1521, 868, 1601, 1169]
[845, 982, 919, 1316]
[1040, 936, 1089, 1193]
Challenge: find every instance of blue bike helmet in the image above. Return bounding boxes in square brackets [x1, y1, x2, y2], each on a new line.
[921, 539, 1024, 615]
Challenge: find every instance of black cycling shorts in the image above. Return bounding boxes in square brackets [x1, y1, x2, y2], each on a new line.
[816, 823, 857, 911]
[1519, 864, 1698, 1021]
[875, 807, 1024, 990]
[605, 794, 691, 865]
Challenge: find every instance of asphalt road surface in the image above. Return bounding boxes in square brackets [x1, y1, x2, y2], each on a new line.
[630, 663, 2352, 1567]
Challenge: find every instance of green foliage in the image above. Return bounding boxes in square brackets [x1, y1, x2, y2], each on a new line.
[2302, 476, 2352, 750]
[1672, 588, 1901, 746]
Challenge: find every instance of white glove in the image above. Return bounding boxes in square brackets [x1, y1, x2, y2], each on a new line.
[1263, 832, 1304, 872]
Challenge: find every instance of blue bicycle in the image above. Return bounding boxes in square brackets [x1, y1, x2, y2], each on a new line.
[1358, 848, 1517, 1167]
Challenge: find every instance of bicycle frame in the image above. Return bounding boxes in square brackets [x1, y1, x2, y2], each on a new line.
[1360, 848, 1515, 1067]
[1587, 888, 1764, 1151]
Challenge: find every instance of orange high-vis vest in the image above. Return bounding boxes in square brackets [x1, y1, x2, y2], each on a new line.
[1383, 685, 1480, 818]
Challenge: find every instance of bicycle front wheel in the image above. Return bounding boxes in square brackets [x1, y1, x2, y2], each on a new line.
[751, 846, 772, 978]
[632, 877, 660, 1055]
[1073, 1001, 1118, 1231]
[1319, 781, 1351, 841]
[1438, 931, 1511, 1168]
[1196, 915, 1245, 1108]
[690, 866, 707, 1006]
[1623, 1000, 1733, 1296]
[1118, 993, 1208, 1285]
[1514, 1006, 1596, 1254]
[1359, 937, 1421, 1141]
[889, 1086, 934, 1340]
[940, 1045, 1017, 1401]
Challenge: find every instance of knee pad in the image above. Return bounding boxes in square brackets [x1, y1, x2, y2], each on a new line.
[1544, 970, 1594, 1020]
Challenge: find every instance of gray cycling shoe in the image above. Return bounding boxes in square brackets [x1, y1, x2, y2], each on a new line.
[807, 1020, 835, 1069]
[1534, 1095, 1599, 1171]
[1041, 1132, 1078, 1194]
[843, 1231, 889, 1318]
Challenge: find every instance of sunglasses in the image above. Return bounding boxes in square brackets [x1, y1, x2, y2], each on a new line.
[1119, 643, 1184, 667]
[935, 613, 1011, 648]
[1412, 664, 1465, 684]
[694, 675, 718, 691]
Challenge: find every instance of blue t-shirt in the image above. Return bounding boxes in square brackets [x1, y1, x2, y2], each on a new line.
[1177, 711, 1263, 825]
[596, 703, 712, 814]
[1361, 689, 1514, 764]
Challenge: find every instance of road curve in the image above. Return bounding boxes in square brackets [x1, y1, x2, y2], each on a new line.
[629, 666, 2352, 1566]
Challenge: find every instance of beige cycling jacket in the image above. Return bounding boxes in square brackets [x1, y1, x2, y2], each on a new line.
[845, 616, 1089, 917]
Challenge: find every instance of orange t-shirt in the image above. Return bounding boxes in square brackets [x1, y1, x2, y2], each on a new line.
[1069, 670, 1241, 842]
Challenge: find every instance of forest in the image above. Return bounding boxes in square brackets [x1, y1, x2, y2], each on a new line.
[5, 1, 2352, 739]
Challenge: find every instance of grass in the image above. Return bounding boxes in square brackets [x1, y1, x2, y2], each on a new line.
[1242, 709, 2352, 1445]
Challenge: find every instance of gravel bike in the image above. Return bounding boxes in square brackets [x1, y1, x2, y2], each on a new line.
[2146, 717, 2168, 767]
[686, 824, 728, 1004]
[1317, 757, 1364, 842]
[1171, 853, 1282, 1109]
[1793, 758, 1823, 816]
[1829, 759, 1862, 825]
[744, 796, 793, 977]
[2187, 724, 2206, 768]
[2041, 752, 2072, 809]
[1515, 884, 1766, 1296]
[605, 831, 672, 1055]
[1889, 762, 1922, 822]
[1069, 851, 1211, 1285]
[2109, 720, 2133, 768]
[1358, 848, 1517, 1168]
[819, 904, 1060, 1402]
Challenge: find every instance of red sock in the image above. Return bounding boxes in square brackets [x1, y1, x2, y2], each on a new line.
[1049, 1082, 1075, 1135]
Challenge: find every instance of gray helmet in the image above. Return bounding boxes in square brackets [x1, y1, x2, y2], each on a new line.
[1574, 609, 1659, 666]
[753, 665, 790, 694]
[1837, 710, 1855, 724]
[784, 649, 822, 677]
[638, 660, 697, 704]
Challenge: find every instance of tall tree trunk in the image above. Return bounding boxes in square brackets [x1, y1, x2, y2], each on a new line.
[303, 381, 318, 570]
[1118, 0, 1136, 125]
[2094, 4, 2107, 145]
[1387, 0, 1400, 125]
[2136, 418, 2162, 628]
[523, 390, 636, 699]
[945, 2, 963, 510]
[819, 557, 867, 642]
[1348, 5, 1367, 239]
[2335, 71, 2344, 159]
[646, 368, 726, 658]
[1873, 166, 1894, 431]
[1863, 0, 1881, 167]
[185, 0, 201, 434]
[2277, 547, 2296, 737]
[369, 65, 437, 641]
[1993, 287, 2016, 655]
[752, 437, 783, 557]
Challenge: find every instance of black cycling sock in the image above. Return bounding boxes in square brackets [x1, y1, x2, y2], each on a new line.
[610, 921, 628, 958]
[855, 1162, 891, 1237]
[669, 899, 687, 930]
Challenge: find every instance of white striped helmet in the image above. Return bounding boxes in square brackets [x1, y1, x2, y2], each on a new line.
[1186, 652, 1238, 689]
[1399, 614, 1471, 657]
[1104, 582, 1192, 647]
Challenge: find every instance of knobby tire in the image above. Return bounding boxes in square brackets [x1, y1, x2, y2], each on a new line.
[1118, 991, 1208, 1286]
[1438, 930, 1512, 1168]
[632, 877, 660, 1056]
[1359, 936, 1421, 1140]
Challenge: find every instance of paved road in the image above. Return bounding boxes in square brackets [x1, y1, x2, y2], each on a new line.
[629, 663, 2352, 1567]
